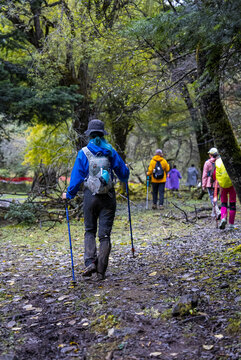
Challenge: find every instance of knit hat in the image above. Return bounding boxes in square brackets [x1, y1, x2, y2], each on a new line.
[84, 119, 108, 136]
[155, 149, 163, 156]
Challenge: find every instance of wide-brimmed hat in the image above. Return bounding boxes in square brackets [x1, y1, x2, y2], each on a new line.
[84, 119, 108, 136]
[208, 147, 218, 155]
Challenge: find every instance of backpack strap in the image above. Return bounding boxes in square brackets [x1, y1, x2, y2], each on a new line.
[83, 146, 111, 162]
[82, 146, 93, 161]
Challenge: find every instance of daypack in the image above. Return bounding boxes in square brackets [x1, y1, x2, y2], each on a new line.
[207, 162, 216, 186]
[215, 158, 232, 188]
[153, 160, 164, 180]
[82, 147, 113, 195]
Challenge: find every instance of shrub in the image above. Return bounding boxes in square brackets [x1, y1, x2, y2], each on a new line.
[4, 202, 43, 224]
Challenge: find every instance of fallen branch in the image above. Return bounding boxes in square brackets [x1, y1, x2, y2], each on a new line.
[170, 201, 197, 223]
[117, 192, 136, 205]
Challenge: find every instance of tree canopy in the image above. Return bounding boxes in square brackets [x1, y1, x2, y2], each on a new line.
[1, 0, 241, 198]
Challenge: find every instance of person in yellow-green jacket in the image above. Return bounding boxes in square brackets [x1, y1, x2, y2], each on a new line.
[214, 157, 236, 230]
[147, 149, 170, 210]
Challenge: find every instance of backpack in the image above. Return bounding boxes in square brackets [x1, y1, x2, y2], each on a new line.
[215, 158, 232, 188]
[82, 147, 113, 195]
[153, 160, 164, 180]
[207, 162, 215, 186]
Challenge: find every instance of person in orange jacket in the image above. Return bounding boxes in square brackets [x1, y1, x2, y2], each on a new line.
[147, 149, 170, 209]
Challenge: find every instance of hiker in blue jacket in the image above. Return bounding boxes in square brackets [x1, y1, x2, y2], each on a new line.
[62, 119, 129, 281]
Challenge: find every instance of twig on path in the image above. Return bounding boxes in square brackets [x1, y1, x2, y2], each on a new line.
[170, 202, 201, 224]
[163, 232, 173, 240]
[170, 201, 194, 223]
[117, 192, 136, 206]
[193, 204, 198, 222]
[161, 226, 168, 237]
[180, 314, 208, 323]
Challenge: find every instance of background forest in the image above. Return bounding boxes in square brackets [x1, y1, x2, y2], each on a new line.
[0, 0, 241, 205]
[1, 2, 241, 359]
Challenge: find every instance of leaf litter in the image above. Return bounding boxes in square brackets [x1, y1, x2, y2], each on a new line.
[0, 199, 241, 359]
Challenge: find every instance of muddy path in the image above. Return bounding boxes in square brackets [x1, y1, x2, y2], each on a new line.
[0, 200, 241, 359]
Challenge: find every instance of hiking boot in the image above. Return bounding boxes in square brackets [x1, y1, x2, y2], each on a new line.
[219, 218, 227, 230]
[228, 224, 235, 230]
[159, 205, 164, 210]
[82, 263, 96, 277]
[152, 204, 157, 210]
[96, 272, 105, 281]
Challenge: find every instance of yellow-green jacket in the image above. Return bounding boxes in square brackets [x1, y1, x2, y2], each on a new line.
[147, 155, 170, 183]
[215, 158, 232, 188]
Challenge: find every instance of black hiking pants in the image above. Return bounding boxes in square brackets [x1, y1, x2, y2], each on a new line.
[83, 188, 116, 269]
[152, 182, 165, 206]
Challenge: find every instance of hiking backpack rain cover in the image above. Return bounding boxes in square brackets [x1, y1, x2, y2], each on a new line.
[153, 160, 164, 180]
[215, 158, 232, 188]
[82, 147, 113, 195]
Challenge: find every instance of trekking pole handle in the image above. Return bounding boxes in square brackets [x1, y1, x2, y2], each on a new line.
[147, 175, 150, 187]
[146, 177, 149, 210]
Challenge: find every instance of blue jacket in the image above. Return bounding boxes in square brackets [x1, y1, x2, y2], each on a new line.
[66, 141, 129, 199]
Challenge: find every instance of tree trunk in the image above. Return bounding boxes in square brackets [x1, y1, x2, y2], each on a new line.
[196, 47, 241, 202]
[181, 83, 214, 169]
[110, 116, 133, 162]
[73, 62, 93, 150]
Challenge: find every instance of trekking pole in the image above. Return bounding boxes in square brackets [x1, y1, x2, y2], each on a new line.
[213, 181, 218, 228]
[165, 188, 168, 208]
[65, 199, 76, 284]
[126, 182, 135, 258]
[146, 176, 149, 210]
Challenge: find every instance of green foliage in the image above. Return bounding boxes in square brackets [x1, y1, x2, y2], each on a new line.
[226, 313, 241, 335]
[4, 202, 43, 224]
[23, 122, 75, 170]
[0, 65, 82, 124]
[0, 182, 31, 193]
[115, 182, 146, 201]
[129, 1, 241, 72]
[0, 168, 10, 177]
[14, 86, 82, 125]
[0, 133, 29, 176]
[1, 0, 241, 178]
[0, 0, 82, 126]
[228, 244, 241, 254]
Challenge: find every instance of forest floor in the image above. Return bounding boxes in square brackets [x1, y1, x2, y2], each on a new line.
[0, 196, 241, 360]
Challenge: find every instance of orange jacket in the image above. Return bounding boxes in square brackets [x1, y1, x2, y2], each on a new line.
[147, 155, 170, 183]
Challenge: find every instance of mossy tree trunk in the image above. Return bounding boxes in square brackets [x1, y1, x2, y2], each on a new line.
[197, 47, 241, 202]
[181, 83, 214, 170]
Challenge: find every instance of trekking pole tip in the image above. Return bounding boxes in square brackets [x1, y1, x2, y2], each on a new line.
[70, 280, 77, 287]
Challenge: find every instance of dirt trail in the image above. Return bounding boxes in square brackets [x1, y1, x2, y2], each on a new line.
[0, 201, 241, 359]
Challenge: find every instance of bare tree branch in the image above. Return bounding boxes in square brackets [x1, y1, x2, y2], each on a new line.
[141, 68, 196, 109]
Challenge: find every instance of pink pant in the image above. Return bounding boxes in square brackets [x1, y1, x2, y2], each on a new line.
[220, 186, 236, 224]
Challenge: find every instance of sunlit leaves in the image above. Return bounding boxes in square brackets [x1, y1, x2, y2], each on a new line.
[23, 123, 75, 168]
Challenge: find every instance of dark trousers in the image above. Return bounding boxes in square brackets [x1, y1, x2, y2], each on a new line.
[152, 182, 165, 205]
[83, 188, 116, 267]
